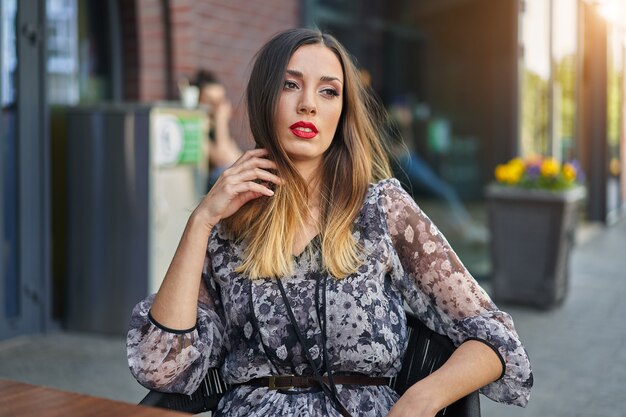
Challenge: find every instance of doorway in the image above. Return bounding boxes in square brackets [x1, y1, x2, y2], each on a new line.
[0, 0, 49, 340]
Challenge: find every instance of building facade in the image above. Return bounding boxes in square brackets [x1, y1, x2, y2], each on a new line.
[1, 0, 624, 340]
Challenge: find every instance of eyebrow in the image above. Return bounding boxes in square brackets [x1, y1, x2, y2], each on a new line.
[286, 69, 343, 84]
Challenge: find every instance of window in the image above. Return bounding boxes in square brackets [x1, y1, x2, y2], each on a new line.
[520, 0, 579, 159]
[520, 0, 551, 157]
[552, 0, 578, 160]
[46, 0, 115, 104]
[47, 0, 79, 104]
[1, 0, 16, 106]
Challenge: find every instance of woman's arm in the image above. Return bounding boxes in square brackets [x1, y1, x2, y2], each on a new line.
[149, 212, 216, 330]
[150, 148, 282, 330]
[378, 179, 532, 408]
[127, 149, 283, 393]
[387, 340, 503, 417]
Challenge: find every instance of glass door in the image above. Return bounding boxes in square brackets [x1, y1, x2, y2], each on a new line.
[0, 0, 48, 340]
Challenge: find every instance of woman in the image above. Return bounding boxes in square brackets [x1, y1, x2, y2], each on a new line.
[127, 28, 532, 417]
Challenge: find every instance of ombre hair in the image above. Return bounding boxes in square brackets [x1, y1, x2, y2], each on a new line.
[223, 28, 392, 279]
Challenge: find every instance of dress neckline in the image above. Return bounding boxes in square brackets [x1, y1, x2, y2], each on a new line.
[292, 234, 320, 259]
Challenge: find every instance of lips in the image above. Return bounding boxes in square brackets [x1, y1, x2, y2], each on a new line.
[289, 121, 318, 139]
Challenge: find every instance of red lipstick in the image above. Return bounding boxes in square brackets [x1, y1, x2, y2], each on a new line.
[289, 121, 318, 139]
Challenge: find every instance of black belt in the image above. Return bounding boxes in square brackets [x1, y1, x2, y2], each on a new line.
[241, 375, 391, 390]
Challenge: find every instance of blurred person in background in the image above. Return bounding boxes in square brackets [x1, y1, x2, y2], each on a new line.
[387, 94, 487, 244]
[192, 69, 243, 189]
[128, 28, 532, 417]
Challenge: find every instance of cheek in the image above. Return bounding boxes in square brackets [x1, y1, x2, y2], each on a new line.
[277, 94, 294, 121]
[328, 104, 343, 131]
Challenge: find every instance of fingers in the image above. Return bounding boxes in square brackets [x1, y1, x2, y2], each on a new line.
[225, 149, 281, 180]
[200, 148, 284, 223]
[229, 167, 283, 187]
[230, 157, 277, 174]
[235, 148, 270, 163]
[225, 180, 275, 197]
[214, 148, 283, 196]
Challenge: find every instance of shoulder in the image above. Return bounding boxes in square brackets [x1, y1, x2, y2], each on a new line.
[367, 177, 404, 198]
[207, 222, 237, 257]
[359, 178, 418, 231]
[366, 177, 414, 209]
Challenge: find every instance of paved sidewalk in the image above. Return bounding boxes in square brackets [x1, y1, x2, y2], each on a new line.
[482, 218, 626, 417]
[1, 219, 625, 415]
[0, 332, 147, 404]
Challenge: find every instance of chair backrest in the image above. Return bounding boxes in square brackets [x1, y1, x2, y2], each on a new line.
[394, 311, 481, 417]
[139, 367, 225, 414]
[139, 310, 480, 416]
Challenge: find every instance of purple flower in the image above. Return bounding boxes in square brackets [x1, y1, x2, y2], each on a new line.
[567, 160, 585, 182]
[525, 164, 540, 180]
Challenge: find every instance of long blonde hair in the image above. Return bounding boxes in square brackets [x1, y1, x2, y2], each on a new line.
[223, 28, 392, 279]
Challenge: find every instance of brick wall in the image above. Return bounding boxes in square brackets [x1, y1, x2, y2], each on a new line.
[129, 0, 300, 144]
[137, 0, 170, 101]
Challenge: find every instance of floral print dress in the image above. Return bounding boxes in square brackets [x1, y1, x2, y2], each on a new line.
[127, 178, 533, 416]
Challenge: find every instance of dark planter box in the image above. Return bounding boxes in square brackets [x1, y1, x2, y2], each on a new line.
[486, 185, 586, 309]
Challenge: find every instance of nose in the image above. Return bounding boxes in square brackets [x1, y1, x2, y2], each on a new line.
[297, 91, 317, 115]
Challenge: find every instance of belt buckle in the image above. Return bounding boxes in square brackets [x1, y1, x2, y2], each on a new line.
[268, 375, 294, 390]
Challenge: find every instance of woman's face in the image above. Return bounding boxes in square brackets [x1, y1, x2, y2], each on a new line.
[275, 44, 344, 177]
[200, 83, 225, 108]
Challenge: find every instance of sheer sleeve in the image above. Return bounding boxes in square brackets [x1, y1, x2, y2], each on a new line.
[126, 249, 226, 395]
[377, 179, 532, 406]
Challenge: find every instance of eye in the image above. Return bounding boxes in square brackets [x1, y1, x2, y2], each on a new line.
[321, 88, 339, 97]
[283, 80, 299, 90]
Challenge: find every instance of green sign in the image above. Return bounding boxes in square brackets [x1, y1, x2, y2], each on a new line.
[177, 115, 203, 164]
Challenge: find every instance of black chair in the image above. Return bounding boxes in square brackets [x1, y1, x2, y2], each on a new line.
[139, 310, 481, 416]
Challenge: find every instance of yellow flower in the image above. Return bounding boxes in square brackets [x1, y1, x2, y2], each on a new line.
[495, 162, 522, 185]
[508, 159, 525, 183]
[510, 157, 525, 171]
[495, 164, 509, 183]
[610, 158, 621, 177]
[540, 158, 561, 178]
[563, 163, 577, 182]
[494, 155, 584, 190]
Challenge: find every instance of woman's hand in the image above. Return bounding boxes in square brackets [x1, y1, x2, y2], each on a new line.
[194, 148, 282, 229]
[387, 338, 503, 417]
[214, 98, 233, 125]
[208, 100, 243, 167]
[386, 384, 439, 417]
[151, 149, 279, 330]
